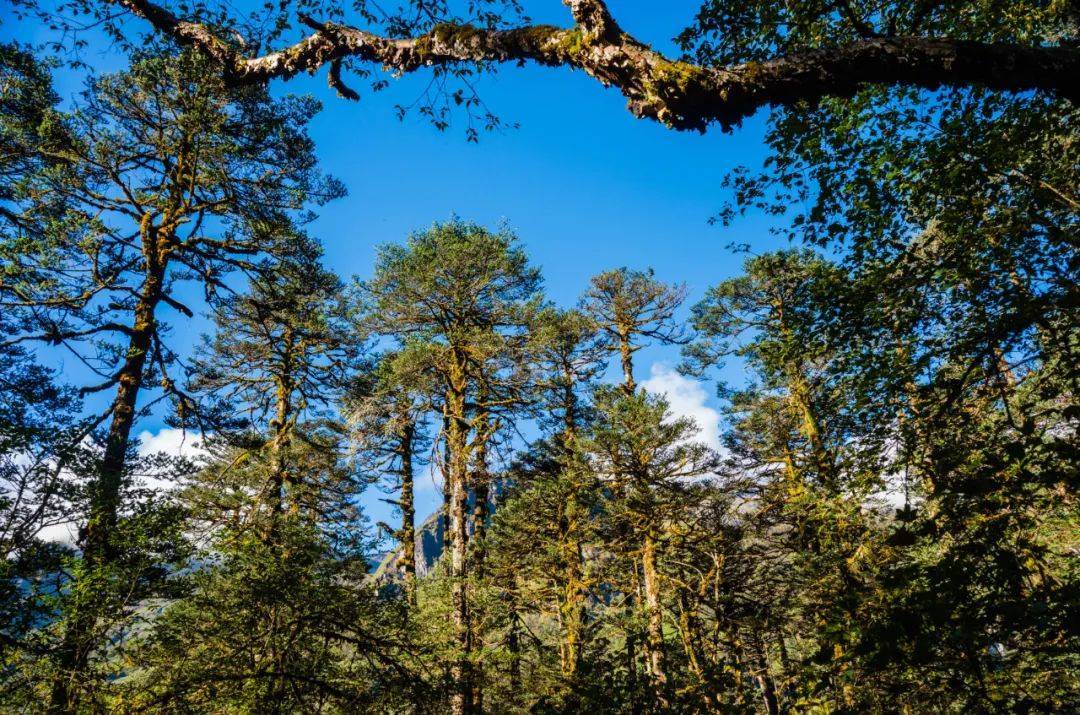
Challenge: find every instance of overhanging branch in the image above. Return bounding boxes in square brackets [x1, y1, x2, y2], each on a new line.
[109, 0, 1079, 131]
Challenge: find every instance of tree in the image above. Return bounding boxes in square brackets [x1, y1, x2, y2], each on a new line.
[348, 351, 433, 605]
[580, 267, 687, 392]
[124, 250, 421, 712]
[0, 47, 342, 710]
[188, 247, 360, 533]
[582, 387, 718, 707]
[0, 313, 88, 704]
[483, 308, 607, 702]
[81, 0, 1079, 132]
[0, 42, 67, 234]
[577, 266, 686, 698]
[363, 219, 542, 714]
[684, 250, 890, 710]
[128, 520, 420, 713]
[681, 222, 1078, 711]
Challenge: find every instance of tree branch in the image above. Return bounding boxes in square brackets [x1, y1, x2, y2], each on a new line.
[109, 0, 1078, 132]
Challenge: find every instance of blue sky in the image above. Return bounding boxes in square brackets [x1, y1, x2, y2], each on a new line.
[4, 1, 791, 534]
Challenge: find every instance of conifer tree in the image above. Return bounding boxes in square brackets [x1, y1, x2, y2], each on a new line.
[583, 388, 717, 706]
[0, 47, 341, 709]
[578, 267, 688, 695]
[126, 251, 419, 712]
[363, 219, 542, 714]
[485, 308, 607, 701]
[580, 267, 687, 392]
[349, 351, 433, 604]
[684, 250, 886, 710]
[187, 245, 360, 530]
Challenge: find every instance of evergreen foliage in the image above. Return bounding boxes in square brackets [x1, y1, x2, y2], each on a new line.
[0, 3, 1077, 711]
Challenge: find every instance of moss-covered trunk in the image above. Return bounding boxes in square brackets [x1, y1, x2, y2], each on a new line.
[49, 216, 170, 713]
[398, 420, 417, 605]
[641, 530, 669, 703]
[446, 349, 473, 715]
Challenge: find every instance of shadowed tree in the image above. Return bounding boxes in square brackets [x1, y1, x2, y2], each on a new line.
[0, 47, 342, 710]
[348, 351, 433, 605]
[582, 386, 718, 707]
[126, 255, 417, 711]
[484, 307, 608, 703]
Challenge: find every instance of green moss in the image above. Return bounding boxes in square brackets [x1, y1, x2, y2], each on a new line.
[740, 60, 766, 85]
[516, 24, 562, 46]
[638, 59, 711, 128]
[652, 59, 708, 93]
[431, 23, 485, 46]
[414, 35, 434, 58]
[555, 27, 585, 57]
[413, 23, 485, 60]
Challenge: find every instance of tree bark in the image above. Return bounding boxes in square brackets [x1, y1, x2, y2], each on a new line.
[641, 531, 669, 704]
[110, 0, 1080, 133]
[49, 216, 169, 714]
[556, 369, 587, 680]
[398, 420, 417, 605]
[559, 538, 587, 679]
[618, 329, 635, 393]
[469, 412, 491, 714]
[752, 639, 782, 715]
[271, 333, 296, 526]
[445, 350, 473, 715]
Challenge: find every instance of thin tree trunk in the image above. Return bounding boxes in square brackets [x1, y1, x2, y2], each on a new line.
[618, 329, 635, 393]
[446, 353, 473, 715]
[471, 418, 491, 577]
[641, 531, 669, 704]
[398, 421, 417, 605]
[507, 610, 522, 694]
[677, 591, 704, 677]
[624, 558, 642, 708]
[558, 372, 586, 679]
[560, 538, 586, 679]
[752, 638, 782, 715]
[441, 408, 452, 542]
[470, 415, 492, 714]
[270, 339, 295, 528]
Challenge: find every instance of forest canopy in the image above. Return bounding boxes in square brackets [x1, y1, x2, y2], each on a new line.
[0, 0, 1077, 713]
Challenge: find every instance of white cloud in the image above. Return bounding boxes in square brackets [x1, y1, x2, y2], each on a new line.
[38, 521, 79, 545]
[641, 363, 722, 454]
[136, 428, 208, 459]
[35, 429, 209, 545]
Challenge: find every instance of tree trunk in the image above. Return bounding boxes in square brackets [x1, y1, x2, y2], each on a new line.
[469, 416, 492, 714]
[641, 531, 669, 703]
[677, 591, 704, 677]
[560, 538, 586, 679]
[507, 610, 521, 694]
[48, 222, 168, 714]
[446, 354, 473, 715]
[441, 408, 452, 541]
[752, 639, 782, 715]
[557, 371, 587, 679]
[624, 629, 638, 707]
[471, 418, 491, 577]
[398, 421, 417, 605]
[618, 329, 635, 393]
[270, 341, 295, 528]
